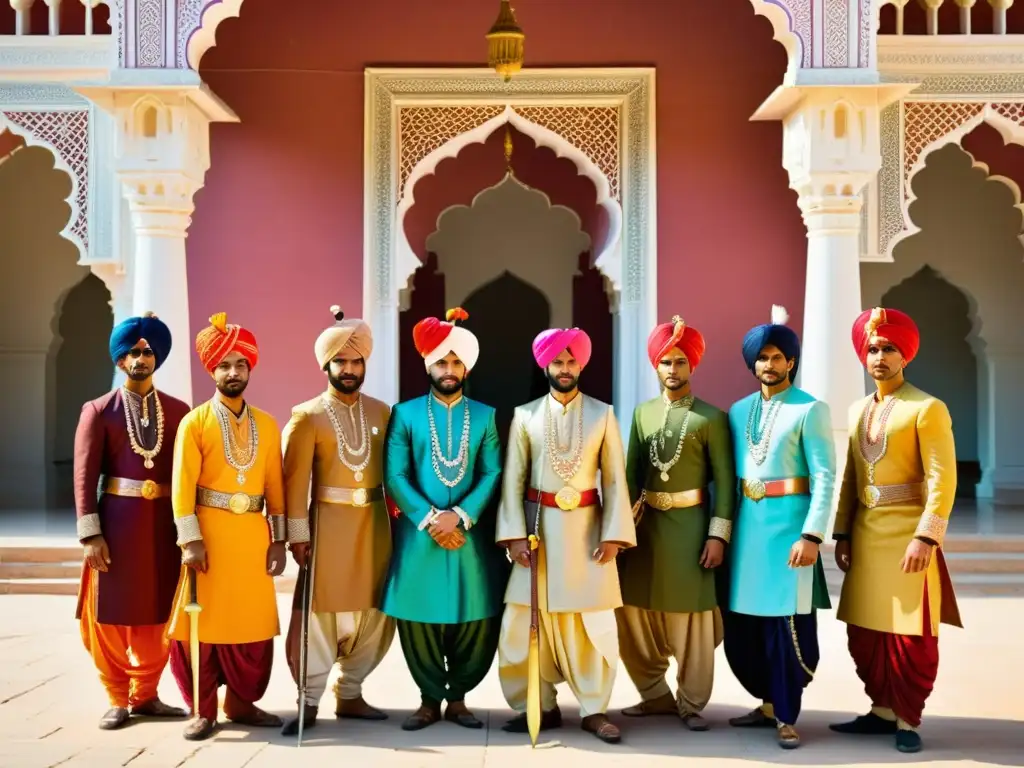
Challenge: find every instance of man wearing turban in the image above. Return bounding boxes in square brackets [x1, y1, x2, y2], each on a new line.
[616, 316, 735, 730]
[830, 307, 961, 754]
[496, 326, 636, 744]
[723, 305, 836, 749]
[279, 307, 395, 736]
[165, 313, 287, 741]
[74, 312, 191, 730]
[381, 308, 505, 731]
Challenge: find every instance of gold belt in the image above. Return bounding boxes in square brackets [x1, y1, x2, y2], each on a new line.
[642, 488, 704, 511]
[196, 486, 265, 514]
[104, 476, 169, 501]
[741, 477, 810, 502]
[861, 482, 924, 509]
[316, 485, 383, 508]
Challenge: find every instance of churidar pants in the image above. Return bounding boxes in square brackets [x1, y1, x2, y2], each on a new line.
[616, 605, 724, 715]
[79, 573, 170, 709]
[723, 611, 820, 726]
[285, 607, 395, 706]
[499, 604, 619, 718]
[396, 617, 500, 708]
[846, 582, 939, 730]
[169, 640, 274, 721]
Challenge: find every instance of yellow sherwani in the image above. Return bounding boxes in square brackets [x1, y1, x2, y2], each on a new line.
[834, 383, 962, 636]
[282, 389, 395, 705]
[496, 392, 636, 717]
[168, 399, 285, 645]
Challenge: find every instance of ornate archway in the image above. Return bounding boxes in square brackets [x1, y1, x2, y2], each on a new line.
[360, 67, 656, 428]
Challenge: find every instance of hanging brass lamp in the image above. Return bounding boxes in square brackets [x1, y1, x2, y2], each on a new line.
[486, 0, 525, 83]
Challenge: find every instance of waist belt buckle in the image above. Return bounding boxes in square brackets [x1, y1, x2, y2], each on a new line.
[554, 486, 581, 511]
[862, 485, 881, 509]
[352, 488, 368, 506]
[745, 479, 766, 502]
[647, 491, 672, 511]
[228, 492, 250, 514]
[140, 479, 160, 501]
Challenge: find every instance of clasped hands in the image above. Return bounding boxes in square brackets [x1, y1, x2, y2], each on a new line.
[428, 510, 467, 550]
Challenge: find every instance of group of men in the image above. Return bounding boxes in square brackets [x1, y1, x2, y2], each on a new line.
[73, 299, 959, 754]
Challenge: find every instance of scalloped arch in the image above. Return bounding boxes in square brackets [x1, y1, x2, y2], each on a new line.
[890, 109, 1024, 258]
[748, 0, 805, 78]
[396, 105, 623, 298]
[0, 115, 87, 262]
[185, 0, 245, 70]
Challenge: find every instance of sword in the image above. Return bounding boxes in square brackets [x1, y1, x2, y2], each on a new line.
[183, 567, 202, 720]
[296, 508, 318, 747]
[525, 500, 542, 747]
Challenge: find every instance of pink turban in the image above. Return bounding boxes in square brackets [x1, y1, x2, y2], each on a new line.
[532, 328, 592, 370]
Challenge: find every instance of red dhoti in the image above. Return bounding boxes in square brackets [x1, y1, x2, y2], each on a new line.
[846, 584, 939, 728]
[79, 569, 170, 708]
[169, 640, 274, 721]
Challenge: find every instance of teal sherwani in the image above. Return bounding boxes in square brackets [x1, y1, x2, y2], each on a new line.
[382, 392, 507, 707]
[722, 384, 836, 727]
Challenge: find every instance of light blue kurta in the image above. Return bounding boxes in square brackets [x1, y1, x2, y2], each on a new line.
[727, 386, 836, 617]
[381, 393, 507, 624]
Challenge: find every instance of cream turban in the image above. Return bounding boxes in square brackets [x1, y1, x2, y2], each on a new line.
[315, 306, 373, 369]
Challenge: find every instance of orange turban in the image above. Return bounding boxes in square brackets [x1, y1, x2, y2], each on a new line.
[851, 307, 920, 365]
[647, 315, 706, 372]
[195, 312, 259, 373]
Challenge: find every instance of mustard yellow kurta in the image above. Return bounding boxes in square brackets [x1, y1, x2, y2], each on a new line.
[168, 399, 285, 645]
[834, 383, 962, 637]
[282, 389, 392, 613]
[496, 392, 636, 717]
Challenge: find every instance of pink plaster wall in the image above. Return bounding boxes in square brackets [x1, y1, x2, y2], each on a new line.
[192, 0, 803, 424]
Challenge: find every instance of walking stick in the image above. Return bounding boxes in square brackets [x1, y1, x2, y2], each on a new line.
[296, 508, 318, 747]
[526, 500, 542, 747]
[184, 568, 202, 720]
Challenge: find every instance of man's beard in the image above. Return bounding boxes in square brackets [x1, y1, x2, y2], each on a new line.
[329, 371, 363, 394]
[125, 367, 150, 382]
[430, 372, 464, 395]
[547, 371, 578, 394]
[216, 379, 248, 397]
[758, 369, 786, 386]
[661, 375, 688, 391]
[871, 365, 899, 381]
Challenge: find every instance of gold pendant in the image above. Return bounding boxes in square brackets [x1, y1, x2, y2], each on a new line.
[237, 471, 246, 485]
[355, 471, 364, 482]
[554, 486, 582, 511]
[144, 458, 154, 469]
[660, 471, 670, 482]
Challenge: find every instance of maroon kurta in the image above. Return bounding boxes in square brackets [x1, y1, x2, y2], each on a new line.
[73, 389, 190, 626]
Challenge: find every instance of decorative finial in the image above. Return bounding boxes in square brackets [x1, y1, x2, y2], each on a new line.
[209, 312, 228, 334]
[866, 306, 886, 336]
[486, 0, 525, 83]
[143, 310, 157, 318]
[330, 305, 344, 322]
[446, 307, 469, 324]
[770, 305, 789, 325]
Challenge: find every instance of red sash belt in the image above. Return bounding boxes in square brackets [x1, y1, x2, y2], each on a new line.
[526, 487, 600, 509]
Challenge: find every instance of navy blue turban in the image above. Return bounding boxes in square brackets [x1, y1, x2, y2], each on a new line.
[741, 305, 801, 382]
[109, 313, 172, 370]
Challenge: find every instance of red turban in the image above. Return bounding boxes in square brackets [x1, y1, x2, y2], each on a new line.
[851, 307, 920, 365]
[412, 307, 479, 370]
[647, 315, 706, 372]
[195, 312, 259, 373]
[532, 328, 592, 369]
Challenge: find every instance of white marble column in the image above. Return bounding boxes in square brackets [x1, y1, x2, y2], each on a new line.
[124, 183, 196, 404]
[977, 346, 1024, 503]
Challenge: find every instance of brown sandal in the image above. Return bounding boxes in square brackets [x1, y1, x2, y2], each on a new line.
[582, 714, 621, 744]
[401, 705, 441, 731]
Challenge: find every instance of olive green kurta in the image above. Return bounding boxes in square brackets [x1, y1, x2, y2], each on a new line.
[617, 396, 736, 614]
[282, 389, 392, 614]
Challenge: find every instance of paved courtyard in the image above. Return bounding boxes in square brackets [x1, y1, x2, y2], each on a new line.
[0, 594, 1020, 768]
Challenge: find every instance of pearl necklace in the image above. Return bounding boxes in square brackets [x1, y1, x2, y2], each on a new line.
[746, 393, 783, 466]
[323, 394, 371, 481]
[649, 393, 694, 482]
[122, 387, 164, 469]
[213, 399, 258, 485]
[858, 394, 898, 486]
[545, 395, 584, 483]
[427, 395, 470, 488]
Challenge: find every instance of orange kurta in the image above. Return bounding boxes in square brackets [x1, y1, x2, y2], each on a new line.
[167, 398, 285, 645]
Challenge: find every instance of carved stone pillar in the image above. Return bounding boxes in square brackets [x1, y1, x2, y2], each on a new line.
[977, 344, 1024, 503]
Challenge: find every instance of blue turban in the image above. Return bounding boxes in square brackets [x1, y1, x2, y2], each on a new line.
[741, 305, 801, 381]
[109, 313, 172, 370]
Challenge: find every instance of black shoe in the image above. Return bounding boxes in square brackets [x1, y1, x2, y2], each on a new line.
[183, 717, 217, 741]
[280, 705, 318, 736]
[501, 707, 562, 733]
[444, 703, 483, 729]
[401, 705, 441, 731]
[829, 712, 898, 735]
[98, 707, 130, 730]
[896, 729, 923, 753]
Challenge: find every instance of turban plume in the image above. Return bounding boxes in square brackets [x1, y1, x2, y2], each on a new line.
[315, 305, 373, 369]
[647, 315, 706, 371]
[741, 304, 801, 381]
[195, 312, 259, 373]
[109, 312, 172, 370]
[851, 307, 920, 365]
[412, 307, 480, 371]
[532, 328, 593, 370]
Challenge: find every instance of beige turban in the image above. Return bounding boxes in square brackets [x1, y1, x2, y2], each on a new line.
[315, 306, 373, 369]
